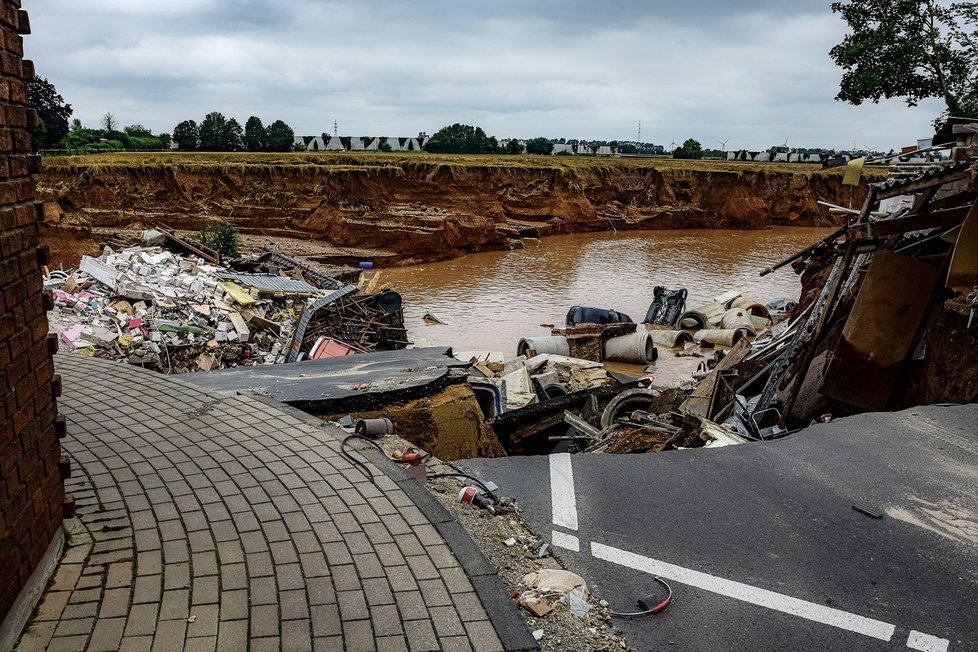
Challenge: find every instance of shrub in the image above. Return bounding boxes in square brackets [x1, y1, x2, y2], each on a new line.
[196, 221, 241, 260]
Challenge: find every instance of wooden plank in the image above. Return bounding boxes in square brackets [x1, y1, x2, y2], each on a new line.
[947, 199, 978, 292]
[875, 169, 971, 200]
[857, 204, 970, 238]
[820, 250, 942, 410]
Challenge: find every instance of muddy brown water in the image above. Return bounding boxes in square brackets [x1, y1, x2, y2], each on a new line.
[384, 227, 833, 359]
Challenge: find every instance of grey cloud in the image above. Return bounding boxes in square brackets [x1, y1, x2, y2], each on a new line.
[25, 0, 940, 150]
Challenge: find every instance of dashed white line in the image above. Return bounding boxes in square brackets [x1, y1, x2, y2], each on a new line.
[551, 530, 580, 552]
[591, 541, 898, 643]
[549, 453, 578, 531]
[907, 630, 950, 652]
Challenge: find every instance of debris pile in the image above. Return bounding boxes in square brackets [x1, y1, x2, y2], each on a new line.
[732, 158, 978, 431]
[44, 233, 409, 373]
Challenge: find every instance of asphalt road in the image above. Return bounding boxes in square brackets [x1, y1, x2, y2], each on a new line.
[461, 404, 978, 651]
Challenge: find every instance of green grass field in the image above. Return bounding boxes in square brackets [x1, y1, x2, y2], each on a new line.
[39, 150, 889, 180]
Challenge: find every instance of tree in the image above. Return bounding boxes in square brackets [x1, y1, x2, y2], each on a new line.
[101, 112, 118, 132]
[672, 138, 703, 159]
[26, 76, 72, 148]
[423, 123, 497, 153]
[244, 116, 267, 151]
[124, 124, 153, 137]
[265, 120, 295, 152]
[504, 138, 523, 154]
[172, 120, 200, 150]
[198, 112, 244, 151]
[525, 137, 554, 155]
[224, 118, 244, 151]
[69, 118, 83, 131]
[830, 0, 978, 122]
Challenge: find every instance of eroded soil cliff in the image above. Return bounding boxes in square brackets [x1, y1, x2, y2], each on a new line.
[36, 154, 876, 267]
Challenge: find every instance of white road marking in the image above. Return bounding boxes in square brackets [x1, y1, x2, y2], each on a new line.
[591, 541, 897, 643]
[907, 630, 950, 652]
[549, 453, 578, 530]
[551, 530, 580, 552]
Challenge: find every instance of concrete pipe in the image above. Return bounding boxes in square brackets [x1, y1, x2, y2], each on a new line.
[648, 330, 694, 348]
[720, 308, 757, 335]
[600, 388, 661, 429]
[731, 297, 770, 320]
[517, 336, 570, 358]
[693, 328, 751, 347]
[679, 302, 725, 329]
[603, 331, 658, 364]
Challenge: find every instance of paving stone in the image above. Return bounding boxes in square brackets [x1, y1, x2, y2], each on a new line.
[464, 620, 505, 652]
[309, 603, 342, 638]
[362, 577, 395, 607]
[281, 619, 313, 652]
[429, 605, 467, 637]
[187, 603, 220, 638]
[280, 589, 311, 621]
[120, 634, 155, 652]
[131, 574, 161, 604]
[53, 617, 95, 638]
[250, 605, 280, 638]
[216, 619, 248, 652]
[370, 605, 403, 637]
[403, 619, 440, 652]
[159, 589, 190, 620]
[373, 636, 409, 652]
[61, 601, 99, 620]
[337, 590, 370, 622]
[394, 591, 429, 621]
[191, 575, 219, 605]
[440, 636, 475, 652]
[184, 636, 217, 652]
[124, 603, 159, 637]
[219, 589, 249, 621]
[249, 576, 279, 606]
[276, 563, 305, 591]
[151, 619, 188, 652]
[418, 578, 453, 608]
[313, 635, 345, 651]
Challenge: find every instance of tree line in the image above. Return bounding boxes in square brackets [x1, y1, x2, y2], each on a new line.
[172, 113, 295, 152]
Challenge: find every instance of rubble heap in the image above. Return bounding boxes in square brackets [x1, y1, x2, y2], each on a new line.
[44, 238, 409, 374]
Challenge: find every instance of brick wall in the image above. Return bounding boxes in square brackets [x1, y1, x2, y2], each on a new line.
[0, 0, 66, 624]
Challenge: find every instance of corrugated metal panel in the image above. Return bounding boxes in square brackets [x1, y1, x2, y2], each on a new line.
[222, 273, 321, 294]
[285, 285, 359, 362]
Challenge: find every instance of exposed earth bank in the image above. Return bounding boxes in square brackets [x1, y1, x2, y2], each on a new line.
[36, 155, 876, 267]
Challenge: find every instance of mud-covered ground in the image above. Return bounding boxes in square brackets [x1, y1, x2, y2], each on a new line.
[36, 154, 875, 269]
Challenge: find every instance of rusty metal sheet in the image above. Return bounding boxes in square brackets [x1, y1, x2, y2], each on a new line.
[947, 199, 978, 292]
[821, 249, 942, 410]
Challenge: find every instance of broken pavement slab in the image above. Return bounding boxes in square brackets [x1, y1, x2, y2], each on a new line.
[181, 346, 472, 414]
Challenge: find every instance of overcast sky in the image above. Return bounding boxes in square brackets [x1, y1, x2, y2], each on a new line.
[27, 0, 943, 151]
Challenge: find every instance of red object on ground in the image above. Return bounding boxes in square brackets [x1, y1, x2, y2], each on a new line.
[308, 337, 359, 359]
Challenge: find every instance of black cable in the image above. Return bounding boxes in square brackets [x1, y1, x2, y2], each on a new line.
[339, 434, 432, 484]
[340, 435, 379, 484]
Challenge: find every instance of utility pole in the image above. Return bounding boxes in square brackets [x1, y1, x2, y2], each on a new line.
[637, 121, 641, 143]
[334, 120, 338, 138]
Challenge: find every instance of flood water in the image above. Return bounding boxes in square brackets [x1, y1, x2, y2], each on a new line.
[384, 228, 832, 356]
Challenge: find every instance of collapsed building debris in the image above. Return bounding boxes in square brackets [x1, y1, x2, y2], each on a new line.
[738, 158, 978, 431]
[43, 230, 408, 374]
